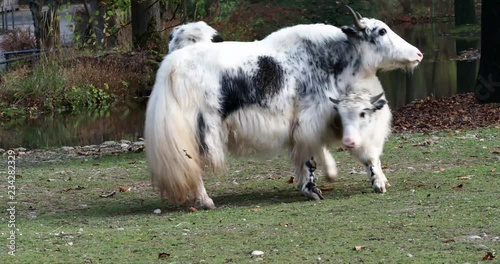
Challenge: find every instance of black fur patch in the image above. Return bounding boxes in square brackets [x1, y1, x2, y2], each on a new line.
[219, 56, 284, 118]
[294, 39, 360, 96]
[211, 34, 224, 43]
[197, 113, 208, 155]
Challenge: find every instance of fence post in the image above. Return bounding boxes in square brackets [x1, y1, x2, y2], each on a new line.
[11, 7, 15, 29]
[2, 8, 5, 31]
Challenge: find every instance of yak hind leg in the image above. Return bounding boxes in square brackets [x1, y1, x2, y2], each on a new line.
[196, 178, 215, 209]
[295, 156, 324, 200]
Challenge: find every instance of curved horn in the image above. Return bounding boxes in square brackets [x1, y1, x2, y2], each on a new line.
[370, 92, 385, 104]
[356, 12, 363, 20]
[345, 5, 366, 30]
[329, 97, 340, 104]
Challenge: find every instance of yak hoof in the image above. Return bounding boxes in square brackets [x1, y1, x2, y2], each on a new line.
[372, 179, 387, 193]
[305, 188, 324, 200]
[198, 197, 216, 210]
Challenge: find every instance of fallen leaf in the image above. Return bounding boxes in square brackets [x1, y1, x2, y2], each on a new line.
[54, 247, 61, 252]
[438, 167, 446, 172]
[381, 164, 389, 169]
[457, 176, 472, 180]
[442, 238, 455, 243]
[250, 208, 260, 212]
[452, 184, 464, 190]
[319, 187, 334, 192]
[290, 249, 298, 254]
[280, 222, 292, 227]
[188, 207, 198, 212]
[353, 246, 367, 251]
[158, 252, 171, 259]
[99, 191, 116, 198]
[285, 176, 295, 184]
[119, 186, 131, 192]
[492, 168, 497, 172]
[128, 160, 137, 164]
[482, 251, 496, 261]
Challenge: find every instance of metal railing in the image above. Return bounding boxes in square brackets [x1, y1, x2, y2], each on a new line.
[1, 6, 18, 31]
[0, 49, 42, 71]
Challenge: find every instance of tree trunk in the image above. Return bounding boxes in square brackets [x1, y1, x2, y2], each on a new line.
[454, 0, 476, 25]
[30, 0, 61, 49]
[131, 0, 161, 50]
[29, 0, 43, 49]
[474, 0, 500, 103]
[42, 0, 61, 49]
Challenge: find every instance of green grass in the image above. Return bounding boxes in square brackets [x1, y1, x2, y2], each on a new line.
[1, 127, 499, 263]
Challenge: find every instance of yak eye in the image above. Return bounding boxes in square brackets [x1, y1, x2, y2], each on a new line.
[360, 112, 366, 118]
[379, 28, 387, 36]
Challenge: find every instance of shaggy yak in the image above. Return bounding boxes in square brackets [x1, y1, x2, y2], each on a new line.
[146, 7, 422, 209]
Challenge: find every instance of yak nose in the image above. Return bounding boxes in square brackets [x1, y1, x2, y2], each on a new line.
[417, 52, 423, 61]
[342, 138, 356, 149]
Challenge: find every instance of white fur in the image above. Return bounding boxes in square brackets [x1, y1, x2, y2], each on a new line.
[146, 18, 421, 208]
[332, 76, 392, 192]
[168, 21, 221, 53]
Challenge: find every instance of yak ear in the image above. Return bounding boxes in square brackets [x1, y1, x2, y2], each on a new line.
[370, 92, 387, 111]
[211, 33, 224, 43]
[329, 97, 340, 104]
[341, 25, 358, 36]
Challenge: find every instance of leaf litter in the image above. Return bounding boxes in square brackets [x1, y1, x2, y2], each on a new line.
[393, 93, 499, 133]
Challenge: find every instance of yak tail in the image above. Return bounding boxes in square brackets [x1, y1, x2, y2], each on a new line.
[145, 59, 203, 204]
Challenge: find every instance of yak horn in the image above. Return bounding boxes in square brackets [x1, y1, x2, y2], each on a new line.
[329, 97, 340, 104]
[370, 92, 385, 104]
[356, 12, 363, 20]
[346, 5, 366, 30]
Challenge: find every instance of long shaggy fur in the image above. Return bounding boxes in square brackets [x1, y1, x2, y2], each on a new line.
[168, 21, 223, 53]
[146, 15, 422, 206]
[145, 62, 203, 203]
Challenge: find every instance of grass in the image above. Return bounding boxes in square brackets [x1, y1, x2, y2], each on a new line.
[1, 127, 499, 263]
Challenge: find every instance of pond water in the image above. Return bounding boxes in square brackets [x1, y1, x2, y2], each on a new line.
[0, 22, 480, 149]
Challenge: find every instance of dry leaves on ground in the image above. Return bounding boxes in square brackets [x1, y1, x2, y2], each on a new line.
[393, 93, 499, 133]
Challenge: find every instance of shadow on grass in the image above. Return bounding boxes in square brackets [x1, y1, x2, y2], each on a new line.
[52, 183, 368, 219]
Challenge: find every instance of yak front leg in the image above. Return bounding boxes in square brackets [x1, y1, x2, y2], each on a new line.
[351, 147, 390, 193]
[296, 157, 324, 200]
[319, 146, 338, 182]
[365, 159, 390, 193]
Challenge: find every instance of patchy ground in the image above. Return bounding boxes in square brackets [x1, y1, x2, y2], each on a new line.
[2, 127, 498, 262]
[393, 93, 499, 133]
